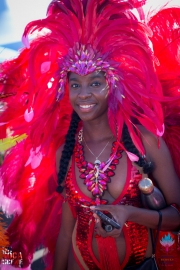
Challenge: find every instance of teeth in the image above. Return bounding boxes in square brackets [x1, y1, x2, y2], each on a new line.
[80, 104, 94, 108]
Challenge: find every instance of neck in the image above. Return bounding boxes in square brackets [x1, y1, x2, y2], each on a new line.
[82, 118, 114, 143]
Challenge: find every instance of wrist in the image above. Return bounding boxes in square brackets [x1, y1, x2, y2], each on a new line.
[125, 205, 136, 222]
[125, 205, 160, 229]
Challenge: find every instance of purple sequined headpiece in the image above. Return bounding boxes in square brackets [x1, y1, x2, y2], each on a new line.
[57, 43, 120, 101]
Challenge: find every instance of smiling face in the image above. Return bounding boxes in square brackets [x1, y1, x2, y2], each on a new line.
[68, 71, 109, 122]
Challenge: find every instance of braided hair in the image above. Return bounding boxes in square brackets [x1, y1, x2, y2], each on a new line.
[122, 124, 154, 174]
[57, 119, 153, 193]
[56, 110, 80, 193]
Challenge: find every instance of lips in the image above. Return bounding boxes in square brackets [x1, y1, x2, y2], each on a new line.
[78, 104, 96, 112]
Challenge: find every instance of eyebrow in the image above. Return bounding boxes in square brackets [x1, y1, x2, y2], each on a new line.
[69, 74, 104, 82]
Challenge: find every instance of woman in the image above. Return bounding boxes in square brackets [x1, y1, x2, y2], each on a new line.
[53, 72, 180, 269]
[0, 0, 180, 269]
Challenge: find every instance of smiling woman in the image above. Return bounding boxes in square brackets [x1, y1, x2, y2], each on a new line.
[69, 72, 109, 122]
[0, 0, 180, 270]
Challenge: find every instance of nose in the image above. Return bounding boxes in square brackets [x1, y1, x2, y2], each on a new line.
[78, 85, 91, 99]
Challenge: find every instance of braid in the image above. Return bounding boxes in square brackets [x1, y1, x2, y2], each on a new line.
[56, 111, 80, 193]
[122, 124, 154, 174]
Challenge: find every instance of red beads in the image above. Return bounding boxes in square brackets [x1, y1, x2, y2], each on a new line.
[75, 141, 123, 203]
[108, 164, 116, 170]
[107, 170, 115, 177]
[80, 173, 86, 179]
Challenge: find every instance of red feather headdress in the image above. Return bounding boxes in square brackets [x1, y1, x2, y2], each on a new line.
[0, 0, 164, 155]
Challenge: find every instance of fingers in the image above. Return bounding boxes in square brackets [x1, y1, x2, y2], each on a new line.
[90, 205, 118, 220]
[95, 223, 121, 238]
[93, 213, 121, 238]
[90, 205, 112, 212]
[94, 217, 107, 237]
[93, 212, 100, 220]
[107, 229, 121, 238]
[91, 205, 127, 238]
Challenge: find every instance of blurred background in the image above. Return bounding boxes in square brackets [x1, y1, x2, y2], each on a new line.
[0, 0, 49, 62]
[0, 2, 50, 268]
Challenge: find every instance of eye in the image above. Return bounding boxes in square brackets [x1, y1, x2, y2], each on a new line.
[91, 82, 101, 87]
[71, 83, 79, 88]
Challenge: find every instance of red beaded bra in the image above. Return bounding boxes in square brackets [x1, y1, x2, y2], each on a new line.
[74, 129, 123, 205]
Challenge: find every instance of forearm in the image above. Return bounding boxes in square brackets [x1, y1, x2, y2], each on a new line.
[127, 205, 180, 231]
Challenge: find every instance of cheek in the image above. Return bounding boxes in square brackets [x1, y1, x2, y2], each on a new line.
[98, 94, 109, 111]
[69, 90, 76, 104]
[99, 86, 109, 100]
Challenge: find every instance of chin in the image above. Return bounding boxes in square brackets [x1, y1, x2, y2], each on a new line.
[74, 108, 95, 121]
[77, 113, 94, 122]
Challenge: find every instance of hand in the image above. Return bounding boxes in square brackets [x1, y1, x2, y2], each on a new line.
[90, 204, 130, 238]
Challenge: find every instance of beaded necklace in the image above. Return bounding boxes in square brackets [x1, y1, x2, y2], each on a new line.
[75, 129, 123, 205]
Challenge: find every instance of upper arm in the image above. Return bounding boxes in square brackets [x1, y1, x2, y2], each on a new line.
[60, 200, 76, 238]
[140, 127, 180, 206]
[56, 145, 75, 230]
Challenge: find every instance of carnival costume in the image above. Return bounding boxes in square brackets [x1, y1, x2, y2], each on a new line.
[0, 0, 180, 269]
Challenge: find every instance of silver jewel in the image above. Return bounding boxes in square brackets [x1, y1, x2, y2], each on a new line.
[94, 160, 101, 165]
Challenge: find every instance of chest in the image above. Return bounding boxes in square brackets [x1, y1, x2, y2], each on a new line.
[74, 150, 129, 203]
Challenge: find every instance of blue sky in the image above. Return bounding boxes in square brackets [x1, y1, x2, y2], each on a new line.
[0, 0, 50, 61]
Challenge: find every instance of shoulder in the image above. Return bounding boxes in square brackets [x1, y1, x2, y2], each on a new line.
[137, 125, 168, 161]
[137, 125, 158, 145]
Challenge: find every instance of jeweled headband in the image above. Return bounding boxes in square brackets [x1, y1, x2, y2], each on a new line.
[57, 43, 121, 103]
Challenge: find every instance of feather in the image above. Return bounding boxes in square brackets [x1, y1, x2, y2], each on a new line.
[0, 135, 27, 152]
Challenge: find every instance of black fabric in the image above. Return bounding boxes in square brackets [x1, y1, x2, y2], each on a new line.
[124, 210, 162, 270]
